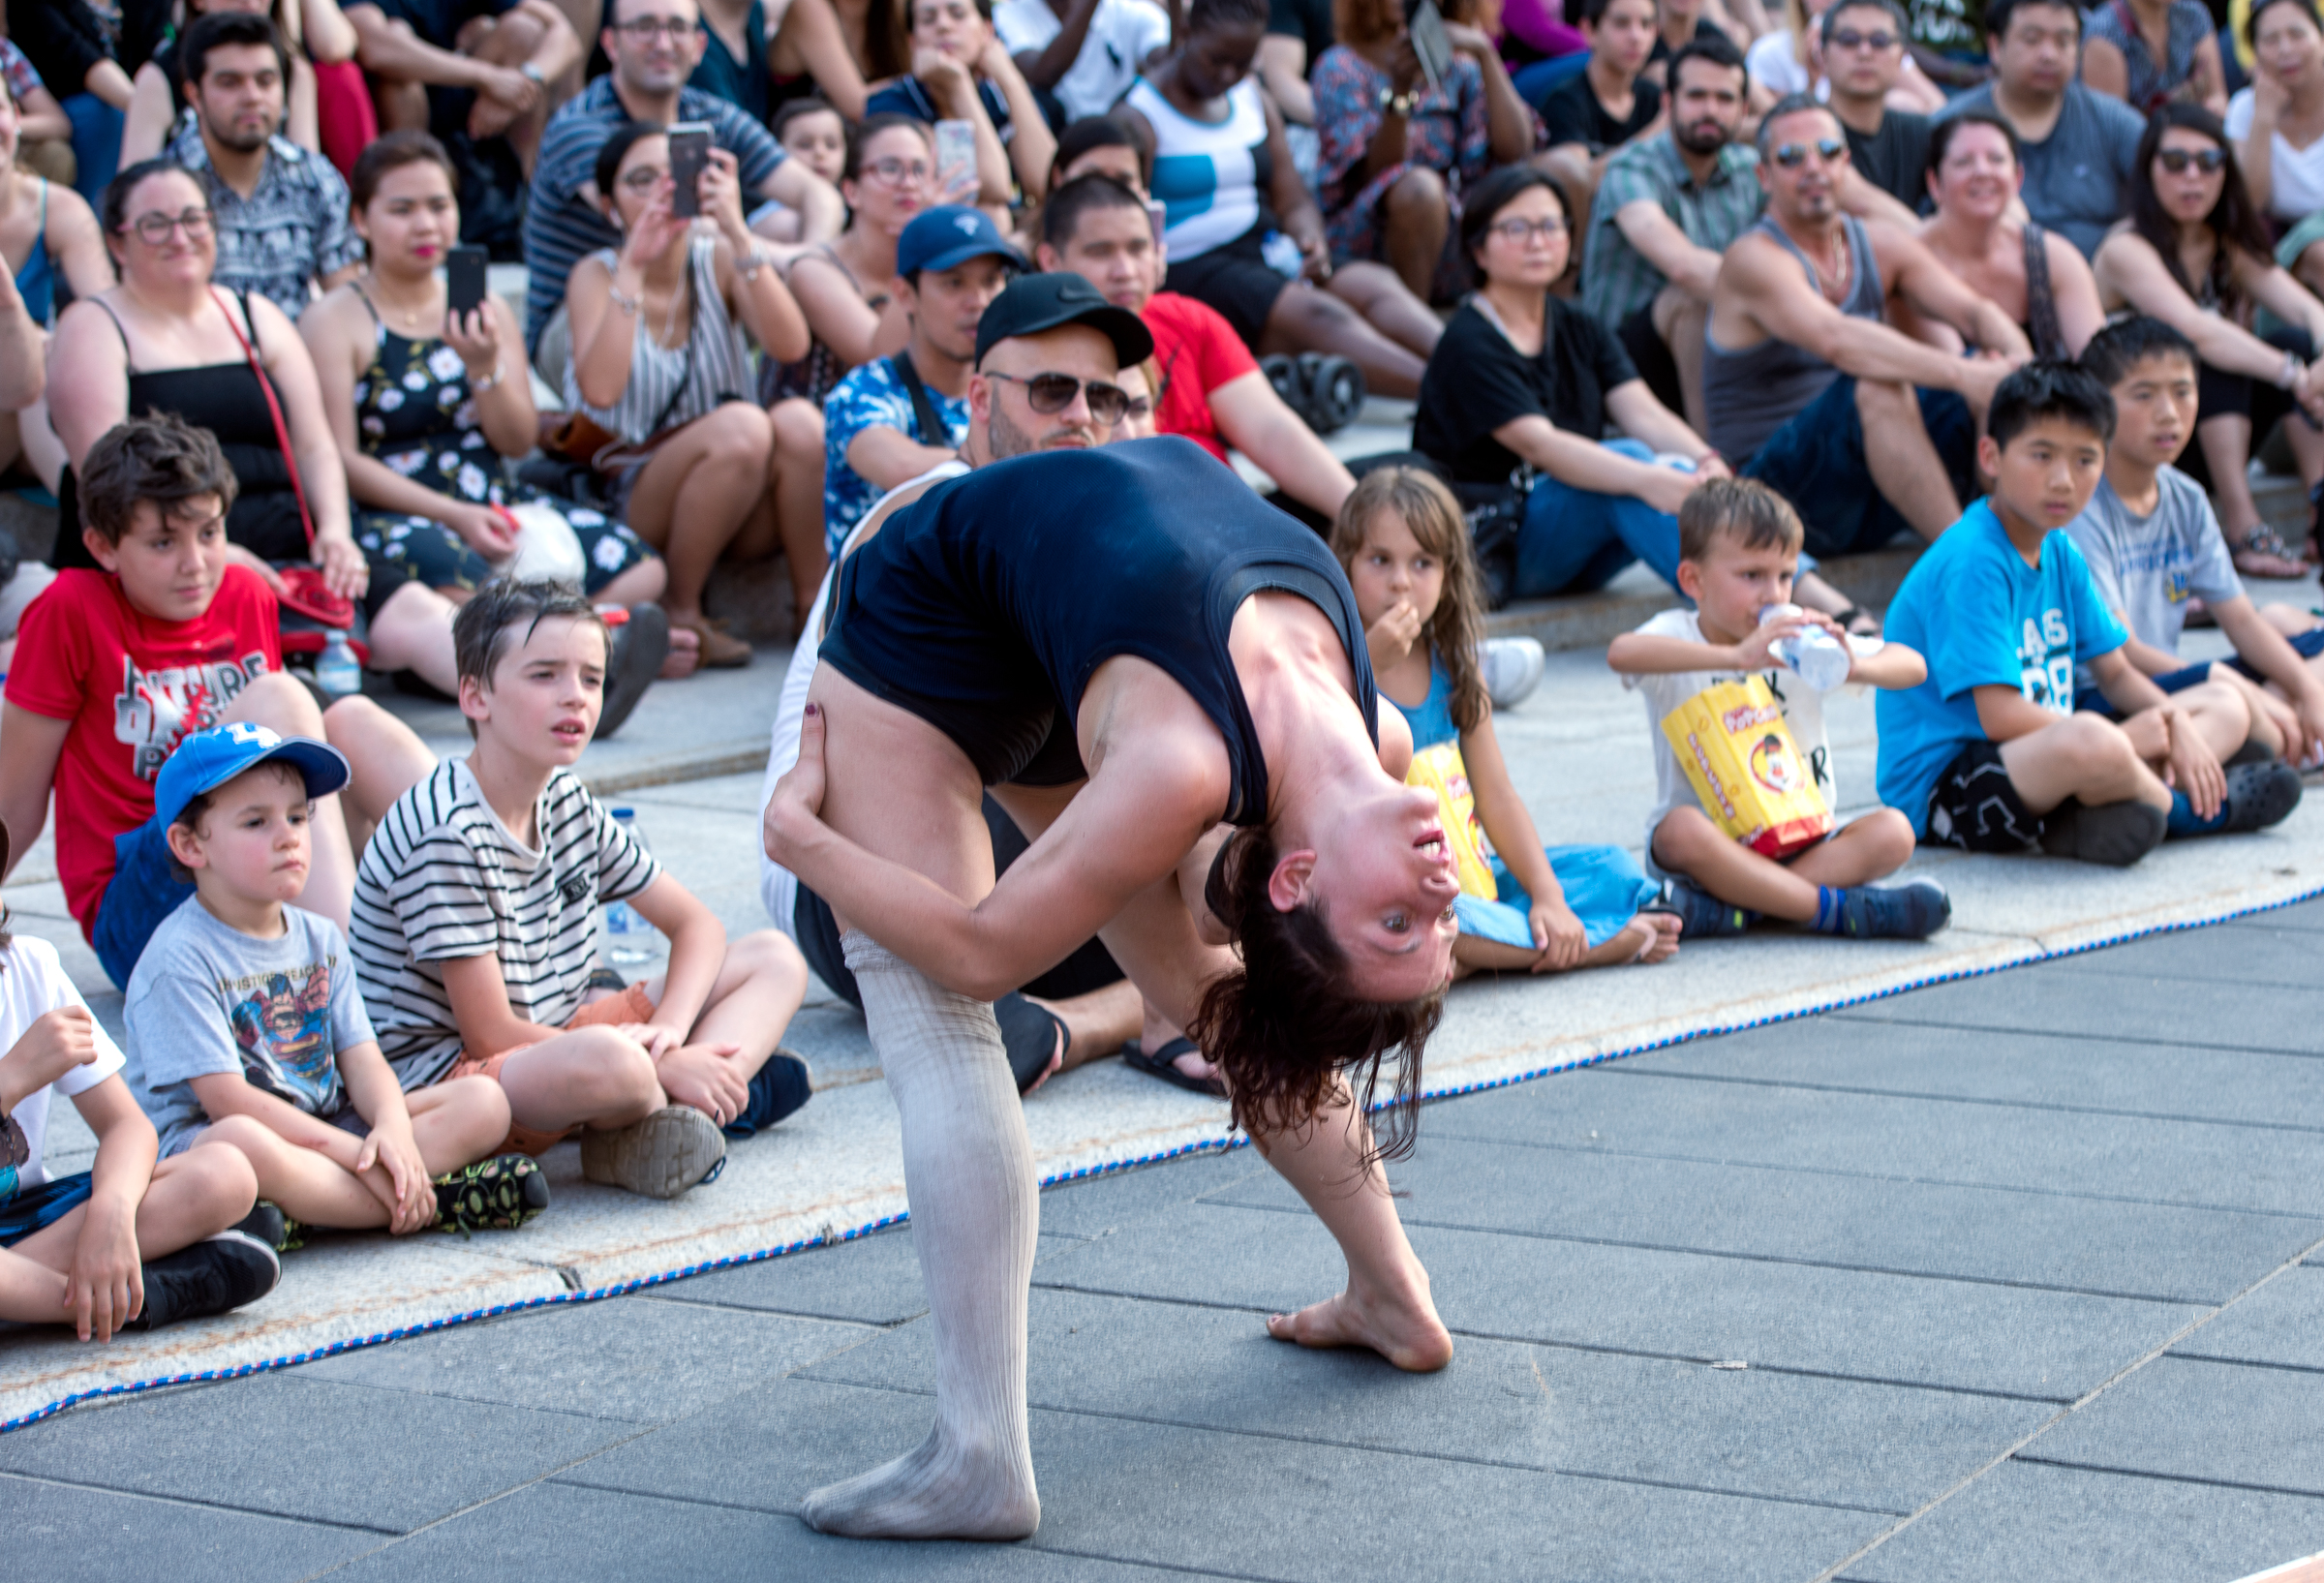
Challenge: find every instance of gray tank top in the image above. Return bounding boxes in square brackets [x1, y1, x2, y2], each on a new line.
[1702, 215, 1884, 464]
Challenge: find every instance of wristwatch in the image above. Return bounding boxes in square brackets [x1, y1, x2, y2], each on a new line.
[1376, 84, 1416, 117]
[1, 1111, 27, 1172]
[520, 61, 546, 85]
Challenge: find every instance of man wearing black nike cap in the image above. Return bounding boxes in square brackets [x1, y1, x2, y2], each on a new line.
[964, 270, 1154, 464]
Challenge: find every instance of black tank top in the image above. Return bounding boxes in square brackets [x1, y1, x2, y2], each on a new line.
[818, 436, 1379, 826]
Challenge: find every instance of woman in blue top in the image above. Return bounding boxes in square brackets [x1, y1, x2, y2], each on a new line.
[0, 74, 109, 483]
[1333, 466, 1676, 974]
[1116, 0, 1444, 398]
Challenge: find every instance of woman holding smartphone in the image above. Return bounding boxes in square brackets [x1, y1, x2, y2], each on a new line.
[300, 132, 683, 708]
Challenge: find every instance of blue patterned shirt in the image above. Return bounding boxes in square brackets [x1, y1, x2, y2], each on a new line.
[165, 119, 362, 320]
[822, 356, 967, 556]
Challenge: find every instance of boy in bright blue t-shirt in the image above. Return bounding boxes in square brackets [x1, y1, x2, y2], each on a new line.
[1876, 362, 2302, 867]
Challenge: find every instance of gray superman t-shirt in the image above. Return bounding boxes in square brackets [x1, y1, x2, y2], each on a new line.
[125, 897, 374, 1157]
[2064, 466, 2243, 695]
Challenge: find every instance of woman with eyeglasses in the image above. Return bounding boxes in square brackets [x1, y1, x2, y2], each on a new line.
[567, 121, 815, 666]
[1908, 111, 2102, 360]
[1415, 166, 1727, 599]
[769, 115, 932, 408]
[44, 159, 463, 691]
[2095, 104, 2324, 576]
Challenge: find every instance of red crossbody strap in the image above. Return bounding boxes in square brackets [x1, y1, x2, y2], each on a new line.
[214, 288, 318, 550]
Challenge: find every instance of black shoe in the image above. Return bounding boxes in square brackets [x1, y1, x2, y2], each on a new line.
[2038, 799, 2167, 867]
[433, 1153, 550, 1233]
[1835, 878, 1952, 939]
[596, 602, 669, 741]
[2226, 738, 2277, 768]
[233, 1201, 287, 1254]
[2215, 758, 2305, 833]
[123, 1232, 281, 1330]
[724, 1050, 814, 1138]
[1656, 879, 1758, 938]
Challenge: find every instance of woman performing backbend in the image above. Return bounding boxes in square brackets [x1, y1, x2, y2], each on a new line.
[762, 434, 1460, 1541]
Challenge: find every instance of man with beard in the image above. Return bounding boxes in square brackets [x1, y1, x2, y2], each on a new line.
[162, 13, 362, 318]
[1705, 96, 2028, 558]
[758, 270, 1162, 1097]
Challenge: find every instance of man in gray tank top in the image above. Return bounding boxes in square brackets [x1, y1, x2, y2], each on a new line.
[1704, 95, 2032, 559]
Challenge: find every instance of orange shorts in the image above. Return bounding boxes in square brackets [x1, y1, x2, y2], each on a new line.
[441, 983, 657, 1156]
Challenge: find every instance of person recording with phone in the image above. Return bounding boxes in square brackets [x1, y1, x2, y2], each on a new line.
[865, 0, 1058, 208]
[566, 120, 815, 667]
[299, 132, 684, 722]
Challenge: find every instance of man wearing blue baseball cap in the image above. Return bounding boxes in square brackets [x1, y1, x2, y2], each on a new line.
[819, 205, 1027, 558]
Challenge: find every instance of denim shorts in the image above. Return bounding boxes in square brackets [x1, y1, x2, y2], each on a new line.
[91, 814, 197, 991]
[1742, 376, 1976, 560]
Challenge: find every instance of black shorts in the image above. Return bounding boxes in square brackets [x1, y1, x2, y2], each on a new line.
[2175, 325, 2317, 498]
[1618, 304, 1686, 419]
[1922, 740, 2044, 854]
[1165, 226, 1295, 350]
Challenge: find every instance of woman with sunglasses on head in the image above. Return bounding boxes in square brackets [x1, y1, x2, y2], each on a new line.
[567, 121, 815, 665]
[769, 115, 933, 409]
[44, 159, 463, 692]
[1907, 111, 2103, 360]
[1416, 166, 1727, 600]
[2095, 104, 2324, 576]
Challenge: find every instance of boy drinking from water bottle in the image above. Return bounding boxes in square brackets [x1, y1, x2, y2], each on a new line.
[0, 416, 435, 991]
[350, 579, 814, 1200]
[1605, 477, 1949, 939]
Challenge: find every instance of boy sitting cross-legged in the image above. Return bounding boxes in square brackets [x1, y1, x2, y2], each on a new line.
[2069, 318, 2324, 768]
[1877, 361, 2303, 868]
[352, 580, 813, 1201]
[1606, 478, 1953, 940]
[0, 817, 283, 1340]
[125, 725, 547, 1243]
[0, 415, 436, 993]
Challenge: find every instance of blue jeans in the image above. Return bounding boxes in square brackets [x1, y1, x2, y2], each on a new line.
[62, 93, 123, 206]
[1516, 438, 1684, 597]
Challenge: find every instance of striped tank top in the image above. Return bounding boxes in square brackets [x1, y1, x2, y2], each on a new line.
[566, 231, 753, 441]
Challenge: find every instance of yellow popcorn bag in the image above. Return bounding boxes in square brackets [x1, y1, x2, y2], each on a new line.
[1659, 678, 1832, 859]
[1404, 740, 1500, 900]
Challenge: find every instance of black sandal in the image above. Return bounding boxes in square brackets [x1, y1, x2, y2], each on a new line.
[1122, 1037, 1227, 1097]
[994, 993, 1066, 1095]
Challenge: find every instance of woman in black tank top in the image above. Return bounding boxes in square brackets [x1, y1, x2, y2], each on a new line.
[45, 161, 461, 692]
[764, 427, 1456, 1539]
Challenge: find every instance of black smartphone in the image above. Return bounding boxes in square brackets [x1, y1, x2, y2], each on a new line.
[668, 123, 713, 219]
[446, 244, 488, 319]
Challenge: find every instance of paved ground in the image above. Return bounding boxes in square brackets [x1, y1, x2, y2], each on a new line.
[8, 899, 2324, 1582]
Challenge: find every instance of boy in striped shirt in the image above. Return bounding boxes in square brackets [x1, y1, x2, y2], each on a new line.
[352, 580, 812, 1198]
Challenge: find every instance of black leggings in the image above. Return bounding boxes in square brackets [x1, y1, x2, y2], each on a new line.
[791, 792, 1125, 1014]
[2173, 324, 2316, 498]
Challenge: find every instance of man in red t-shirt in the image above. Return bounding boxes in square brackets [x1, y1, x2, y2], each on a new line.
[1037, 172, 1357, 520]
[0, 417, 436, 989]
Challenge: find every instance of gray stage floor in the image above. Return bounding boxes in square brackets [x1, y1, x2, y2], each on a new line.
[7, 902, 2323, 1582]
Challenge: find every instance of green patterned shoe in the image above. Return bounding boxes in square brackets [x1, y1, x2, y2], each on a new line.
[433, 1154, 551, 1234]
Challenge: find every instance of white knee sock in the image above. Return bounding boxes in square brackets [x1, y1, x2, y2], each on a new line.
[801, 934, 1041, 1540]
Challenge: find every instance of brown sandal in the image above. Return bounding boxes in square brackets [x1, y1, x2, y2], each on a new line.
[672, 612, 752, 668]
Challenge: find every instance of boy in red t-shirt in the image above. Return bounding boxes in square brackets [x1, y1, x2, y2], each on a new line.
[1035, 171, 1357, 520]
[0, 416, 436, 989]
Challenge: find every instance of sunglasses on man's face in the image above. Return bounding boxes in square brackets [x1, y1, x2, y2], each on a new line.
[1771, 137, 1846, 168]
[985, 370, 1130, 426]
[1828, 26, 1899, 47]
[2156, 146, 2228, 173]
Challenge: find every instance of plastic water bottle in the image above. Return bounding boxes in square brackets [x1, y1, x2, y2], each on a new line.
[1261, 229, 1305, 277]
[1758, 603, 1853, 692]
[602, 807, 662, 963]
[314, 629, 362, 700]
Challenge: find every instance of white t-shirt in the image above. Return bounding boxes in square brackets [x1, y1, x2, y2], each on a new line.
[2225, 88, 2324, 223]
[994, 0, 1170, 122]
[1742, 30, 1930, 103]
[1621, 608, 1836, 863]
[1, 937, 128, 1189]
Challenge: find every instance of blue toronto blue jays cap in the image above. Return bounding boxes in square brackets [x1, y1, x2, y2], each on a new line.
[896, 204, 1028, 280]
[154, 722, 352, 830]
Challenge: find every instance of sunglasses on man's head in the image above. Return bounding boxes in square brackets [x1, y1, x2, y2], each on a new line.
[985, 370, 1131, 425]
[1771, 137, 1846, 167]
[2156, 146, 2227, 173]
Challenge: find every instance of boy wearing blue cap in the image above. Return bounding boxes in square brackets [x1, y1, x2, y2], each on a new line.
[820, 205, 1024, 556]
[124, 725, 547, 1243]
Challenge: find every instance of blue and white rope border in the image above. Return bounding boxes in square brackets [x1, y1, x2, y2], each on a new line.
[8, 879, 2316, 1435]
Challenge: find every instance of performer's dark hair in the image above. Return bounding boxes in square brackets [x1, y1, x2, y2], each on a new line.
[1189, 827, 1443, 1162]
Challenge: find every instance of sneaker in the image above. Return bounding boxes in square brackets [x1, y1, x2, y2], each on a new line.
[123, 1230, 281, 1331]
[2214, 758, 2305, 834]
[596, 602, 669, 741]
[1478, 636, 1546, 711]
[1657, 879, 1758, 938]
[1835, 878, 1952, 939]
[2038, 799, 2167, 867]
[433, 1153, 551, 1233]
[581, 1105, 727, 1199]
[723, 1050, 813, 1140]
[234, 1201, 287, 1254]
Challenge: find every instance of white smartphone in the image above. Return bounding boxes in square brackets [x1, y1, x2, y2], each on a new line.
[934, 118, 977, 201]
